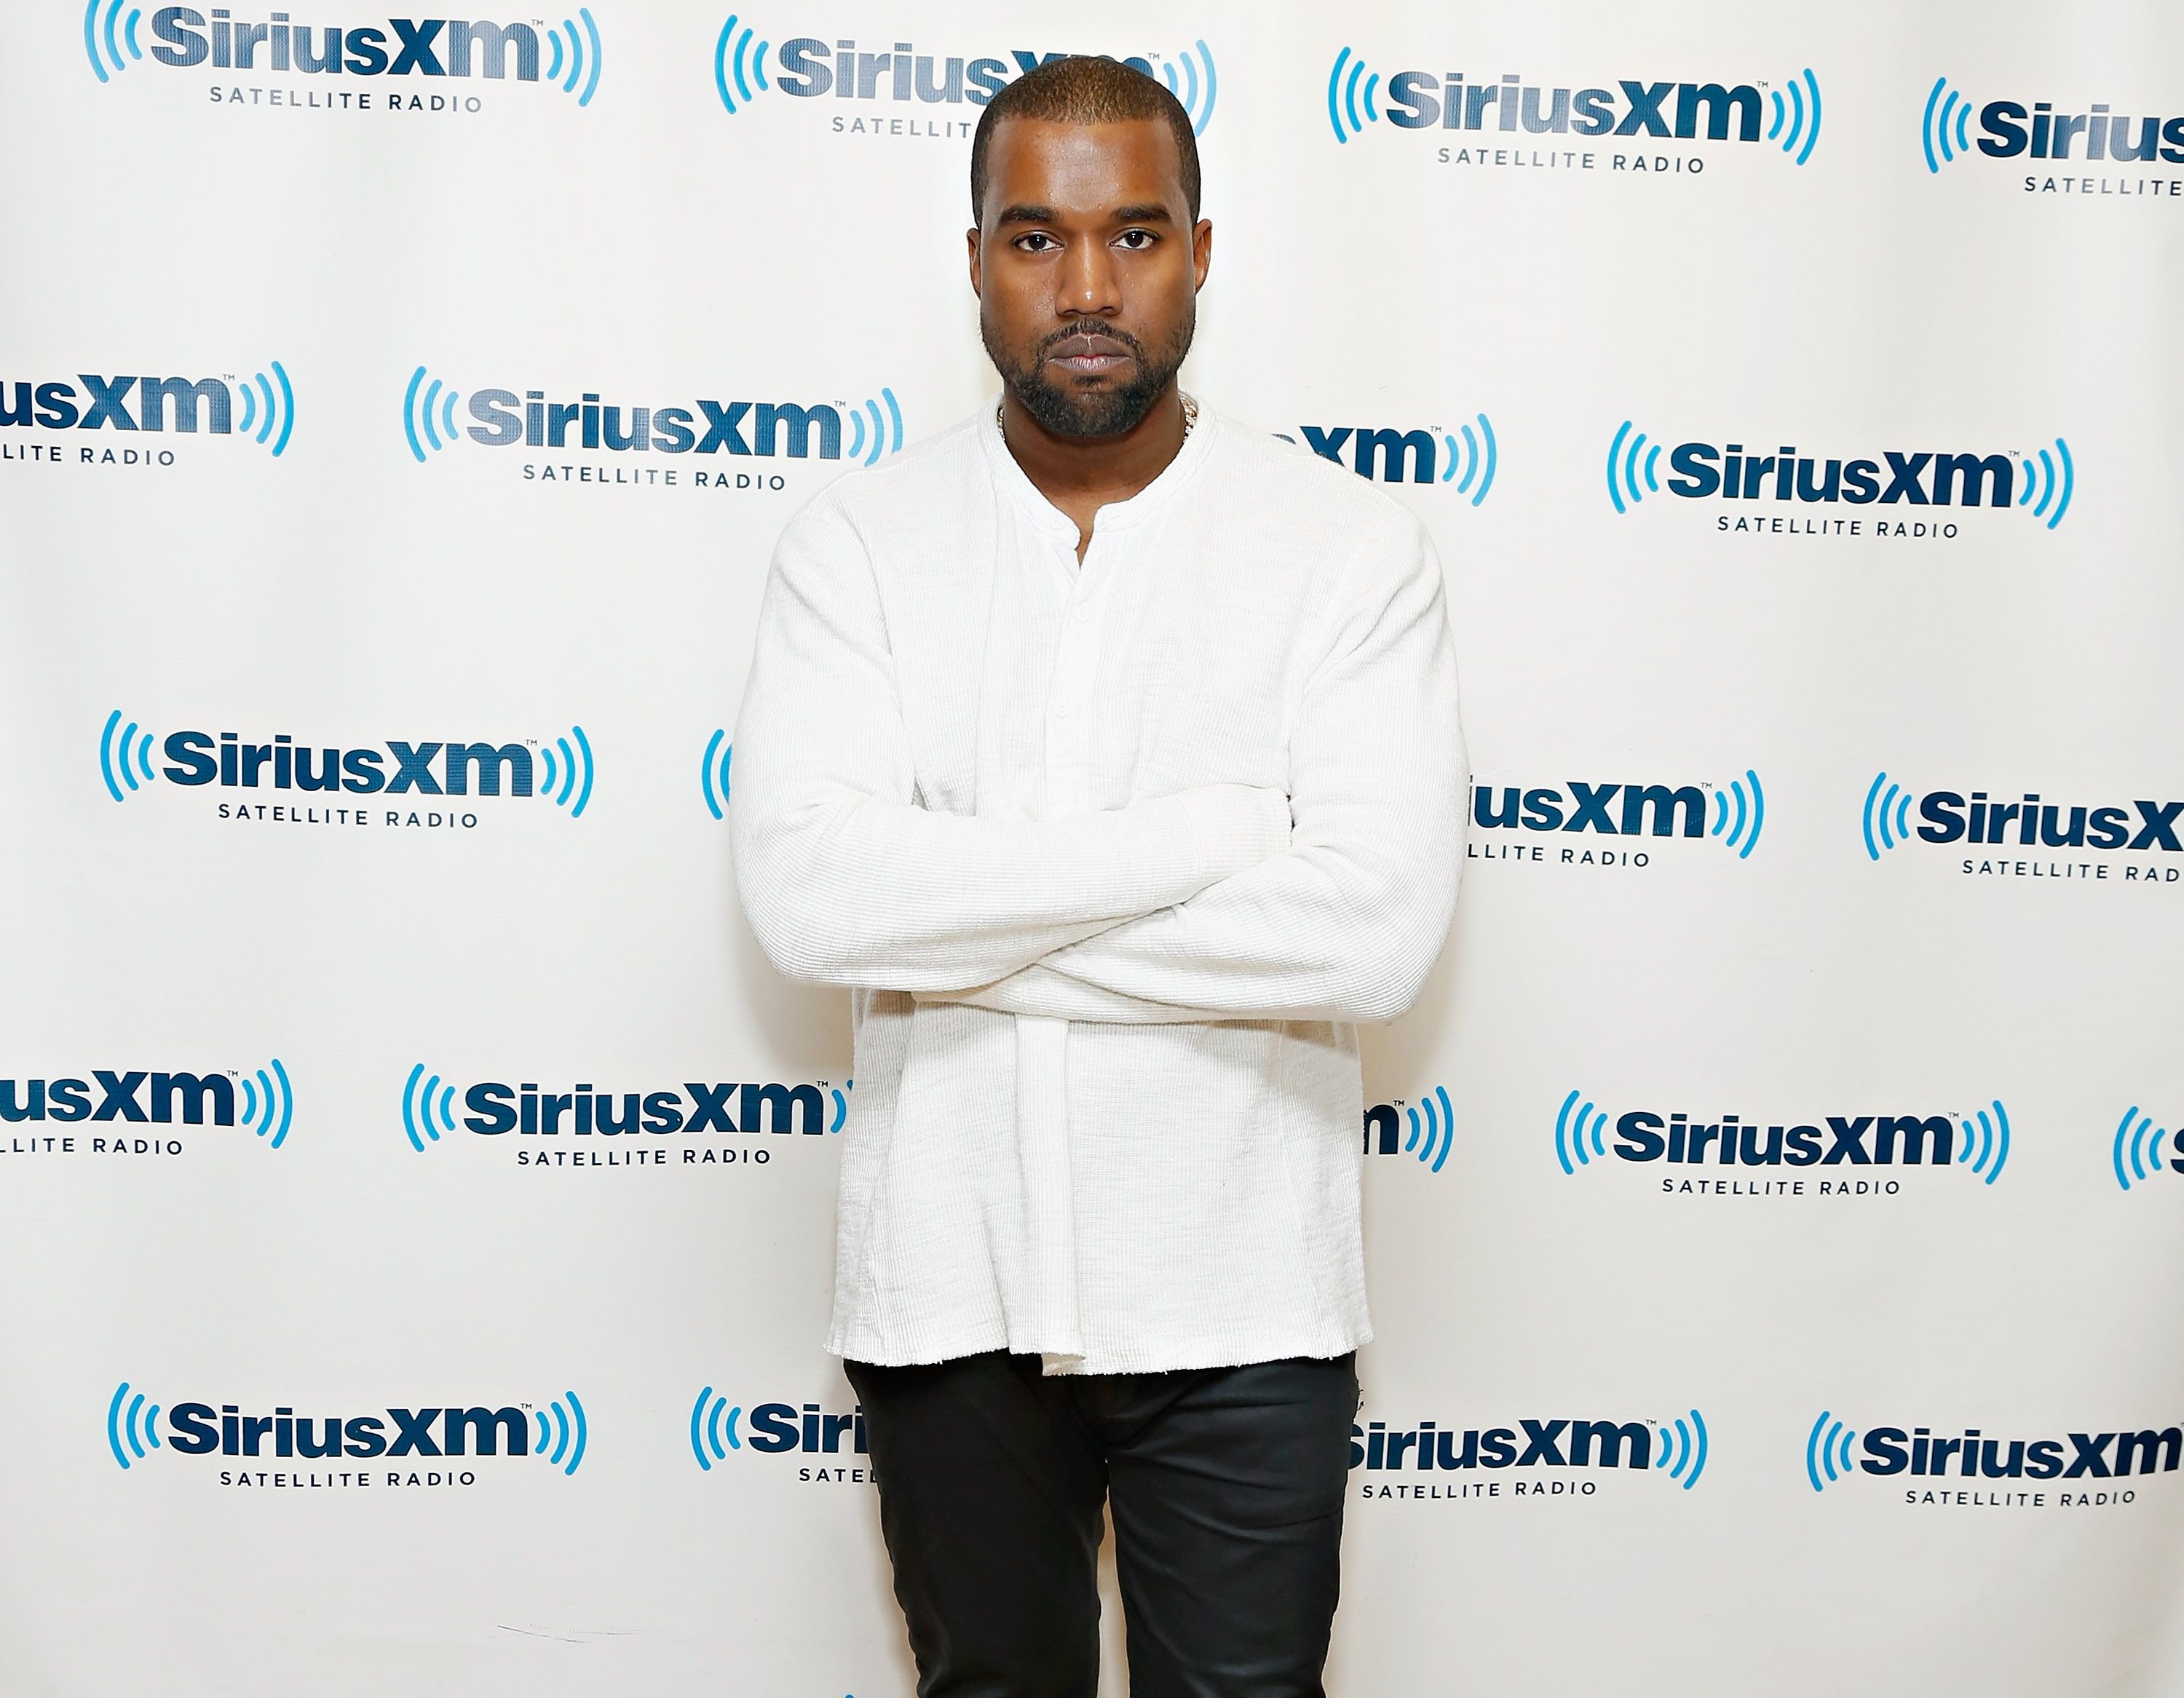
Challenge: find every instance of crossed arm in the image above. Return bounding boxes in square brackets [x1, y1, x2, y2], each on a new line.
[729, 497, 1466, 1024]
[728, 499, 1294, 993]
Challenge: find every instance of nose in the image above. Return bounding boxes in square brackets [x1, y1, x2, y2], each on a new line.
[1059, 235, 1122, 318]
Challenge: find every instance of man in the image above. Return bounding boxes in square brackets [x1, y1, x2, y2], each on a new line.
[730, 55, 1465, 1698]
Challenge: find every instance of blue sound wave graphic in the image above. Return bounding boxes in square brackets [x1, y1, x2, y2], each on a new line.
[1158, 41, 1218, 136]
[1326, 47, 1380, 143]
[1805, 1410, 1857, 1492]
[688, 1386, 745, 1469]
[106, 1380, 163, 1470]
[830, 1078, 852, 1132]
[702, 731, 734, 820]
[229, 362, 296, 456]
[1955, 1100, 2011, 1185]
[714, 12, 772, 115]
[2113, 1106, 2174, 1192]
[1605, 420, 1661, 514]
[237, 1058, 295, 1149]
[542, 9, 603, 106]
[1652, 1409, 1709, 1489]
[1553, 1088, 1609, 1176]
[1437, 414, 1498, 506]
[1920, 76, 1975, 173]
[82, 0, 143, 82]
[1859, 771, 1916, 861]
[842, 388, 905, 467]
[2015, 437, 2075, 530]
[1708, 770, 1767, 858]
[1401, 1084, 1455, 1173]
[402, 365, 463, 463]
[400, 1062, 459, 1154]
[1765, 68, 1824, 165]
[98, 708, 157, 804]
[537, 726, 596, 818]
[531, 1391, 590, 1475]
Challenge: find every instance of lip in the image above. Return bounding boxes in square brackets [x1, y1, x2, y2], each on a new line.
[1050, 352, 1132, 375]
[1045, 336, 1135, 375]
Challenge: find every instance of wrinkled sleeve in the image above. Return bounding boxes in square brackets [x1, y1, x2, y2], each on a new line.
[728, 496, 1293, 991]
[920, 512, 1466, 1024]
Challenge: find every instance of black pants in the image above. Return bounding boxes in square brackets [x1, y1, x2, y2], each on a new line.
[842, 1349, 1358, 1698]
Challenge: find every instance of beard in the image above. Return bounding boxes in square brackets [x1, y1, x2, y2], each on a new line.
[982, 312, 1194, 440]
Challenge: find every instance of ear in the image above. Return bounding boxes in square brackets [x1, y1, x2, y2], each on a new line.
[1191, 218, 1213, 293]
[967, 226, 983, 298]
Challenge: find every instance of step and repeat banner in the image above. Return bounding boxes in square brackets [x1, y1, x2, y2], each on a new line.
[3, 1, 2181, 1693]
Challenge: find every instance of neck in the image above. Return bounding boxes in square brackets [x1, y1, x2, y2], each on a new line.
[997, 381, 1189, 509]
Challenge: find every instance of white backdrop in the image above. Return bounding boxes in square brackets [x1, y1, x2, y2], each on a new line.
[4, 1, 2183, 1693]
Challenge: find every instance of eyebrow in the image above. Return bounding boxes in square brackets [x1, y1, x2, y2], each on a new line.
[993, 202, 1177, 227]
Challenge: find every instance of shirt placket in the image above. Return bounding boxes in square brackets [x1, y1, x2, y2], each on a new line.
[1044, 539, 1106, 815]
[1011, 524, 1114, 1372]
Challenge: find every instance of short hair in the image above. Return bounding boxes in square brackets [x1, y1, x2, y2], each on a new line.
[969, 55, 1202, 225]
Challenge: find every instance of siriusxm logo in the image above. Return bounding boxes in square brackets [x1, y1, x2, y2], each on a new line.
[701, 733, 734, 820]
[1806, 1410, 2181, 1496]
[1862, 774, 2184, 877]
[1326, 51, 1821, 164]
[1353, 1409, 1708, 1497]
[1, 366, 294, 460]
[90, 7, 603, 106]
[100, 711, 594, 818]
[1, 1060, 293, 1147]
[1363, 1084, 1455, 1173]
[400, 1066, 850, 1157]
[1607, 422, 2075, 530]
[714, 23, 1217, 135]
[1554, 1089, 2012, 1183]
[1923, 77, 2184, 175]
[2111, 1107, 2180, 1192]
[1469, 772, 1765, 860]
[1279, 417, 1497, 504]
[403, 368, 903, 472]
[107, 1381, 588, 1475]
[688, 1390, 869, 1472]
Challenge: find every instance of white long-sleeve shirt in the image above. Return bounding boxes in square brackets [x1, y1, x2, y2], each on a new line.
[729, 399, 1466, 1375]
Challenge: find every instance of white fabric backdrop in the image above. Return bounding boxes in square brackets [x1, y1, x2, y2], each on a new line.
[3, 1, 2180, 1692]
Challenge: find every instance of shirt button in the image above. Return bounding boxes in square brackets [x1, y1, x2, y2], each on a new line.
[1073, 606, 1090, 623]
[1053, 703, 1069, 718]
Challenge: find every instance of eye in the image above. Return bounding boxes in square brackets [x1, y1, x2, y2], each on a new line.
[1115, 229, 1158, 250]
[1013, 231, 1061, 253]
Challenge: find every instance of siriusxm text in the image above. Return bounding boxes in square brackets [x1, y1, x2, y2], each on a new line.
[1, 1072, 239, 1125]
[1383, 74, 1764, 140]
[162, 732, 537, 796]
[1352, 1417, 1652, 1471]
[1296, 427, 1441, 483]
[167, 1403, 531, 1458]
[1615, 1112, 1963, 1167]
[151, 12, 552, 79]
[773, 43, 1144, 106]
[1861, 1425, 2184, 1480]
[1913, 791, 2184, 852]
[465, 392, 850, 458]
[1977, 102, 2184, 163]
[1666, 444, 2019, 506]
[744, 1402, 871, 1454]
[462, 1081, 826, 1136]
[4, 376, 249, 435]
[1472, 782, 1706, 837]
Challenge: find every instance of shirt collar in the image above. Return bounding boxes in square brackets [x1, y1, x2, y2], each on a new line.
[977, 391, 1219, 544]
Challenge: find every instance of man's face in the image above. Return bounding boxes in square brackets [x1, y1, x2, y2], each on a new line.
[969, 116, 1211, 440]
